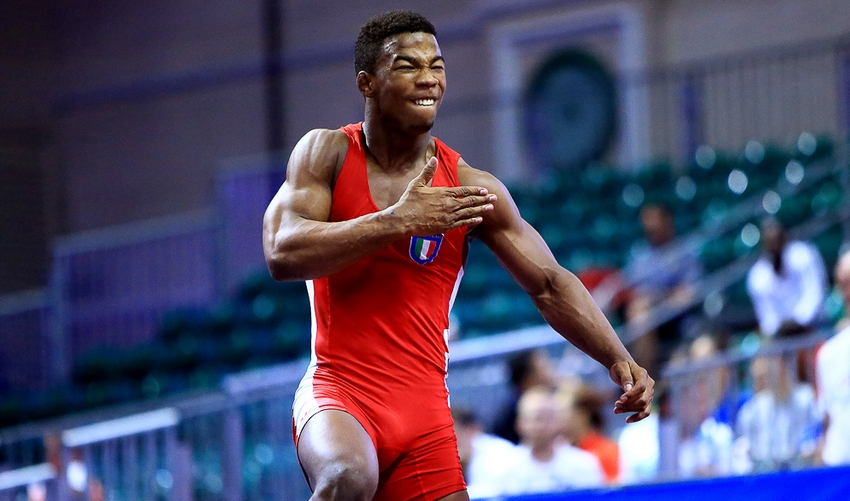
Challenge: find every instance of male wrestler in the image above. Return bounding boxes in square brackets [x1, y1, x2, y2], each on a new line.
[263, 11, 654, 501]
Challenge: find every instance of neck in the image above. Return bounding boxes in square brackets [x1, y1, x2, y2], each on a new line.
[574, 422, 591, 442]
[529, 442, 555, 462]
[363, 109, 432, 172]
[770, 252, 784, 274]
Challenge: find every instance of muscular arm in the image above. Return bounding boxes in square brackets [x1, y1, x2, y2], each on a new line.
[263, 129, 494, 281]
[460, 161, 654, 422]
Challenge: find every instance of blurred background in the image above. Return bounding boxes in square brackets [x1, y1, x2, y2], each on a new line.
[1, 0, 850, 499]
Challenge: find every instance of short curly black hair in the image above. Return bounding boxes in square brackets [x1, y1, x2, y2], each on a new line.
[355, 11, 437, 74]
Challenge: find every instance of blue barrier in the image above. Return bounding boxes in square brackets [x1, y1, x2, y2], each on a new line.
[505, 466, 850, 501]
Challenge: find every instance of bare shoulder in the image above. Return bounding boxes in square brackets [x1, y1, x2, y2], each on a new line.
[266, 128, 348, 224]
[457, 158, 522, 234]
[457, 158, 504, 193]
[288, 128, 350, 185]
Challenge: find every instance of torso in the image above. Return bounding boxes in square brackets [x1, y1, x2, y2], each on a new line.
[292, 122, 469, 465]
[309, 122, 468, 395]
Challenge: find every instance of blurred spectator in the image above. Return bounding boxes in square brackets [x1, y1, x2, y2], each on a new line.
[557, 380, 621, 483]
[31, 433, 105, 501]
[815, 250, 850, 466]
[491, 349, 555, 444]
[672, 335, 735, 478]
[27, 482, 46, 501]
[624, 203, 703, 376]
[451, 406, 517, 499]
[618, 384, 677, 483]
[746, 218, 828, 338]
[736, 355, 819, 472]
[499, 386, 604, 495]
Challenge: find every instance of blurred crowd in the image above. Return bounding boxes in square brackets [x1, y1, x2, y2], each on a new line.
[451, 203, 850, 499]
[453, 350, 612, 498]
[17, 203, 849, 500]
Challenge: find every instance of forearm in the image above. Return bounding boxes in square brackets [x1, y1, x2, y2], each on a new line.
[265, 209, 406, 281]
[532, 269, 633, 370]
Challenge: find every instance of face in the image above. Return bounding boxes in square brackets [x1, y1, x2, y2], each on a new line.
[359, 32, 446, 133]
[760, 222, 786, 257]
[517, 391, 561, 448]
[640, 206, 674, 246]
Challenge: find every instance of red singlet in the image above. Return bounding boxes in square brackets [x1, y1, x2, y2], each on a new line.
[292, 123, 468, 500]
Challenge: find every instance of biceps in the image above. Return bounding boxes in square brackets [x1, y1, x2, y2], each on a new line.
[264, 181, 332, 241]
[285, 182, 332, 222]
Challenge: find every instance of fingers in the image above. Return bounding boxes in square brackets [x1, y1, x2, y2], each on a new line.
[626, 405, 652, 424]
[452, 194, 497, 211]
[610, 361, 655, 423]
[415, 157, 439, 186]
[445, 185, 489, 198]
[448, 216, 485, 229]
[452, 204, 495, 222]
[399, 160, 496, 233]
[615, 389, 653, 423]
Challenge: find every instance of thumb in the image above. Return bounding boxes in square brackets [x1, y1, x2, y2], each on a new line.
[416, 157, 438, 186]
[611, 362, 634, 392]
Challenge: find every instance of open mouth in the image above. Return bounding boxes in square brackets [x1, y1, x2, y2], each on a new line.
[414, 99, 436, 106]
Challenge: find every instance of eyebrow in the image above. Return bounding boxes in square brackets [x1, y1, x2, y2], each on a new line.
[393, 55, 445, 65]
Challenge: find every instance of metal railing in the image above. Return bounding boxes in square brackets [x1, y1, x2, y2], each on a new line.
[2, 323, 844, 500]
[2, 31, 850, 391]
[659, 329, 835, 480]
[628, 36, 850, 162]
[614, 153, 850, 346]
[1, 27, 850, 501]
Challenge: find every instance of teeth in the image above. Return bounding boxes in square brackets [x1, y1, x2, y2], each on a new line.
[415, 99, 435, 106]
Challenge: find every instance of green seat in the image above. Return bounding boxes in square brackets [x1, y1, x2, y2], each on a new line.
[700, 235, 737, 272]
[775, 195, 811, 227]
[810, 180, 844, 215]
[794, 132, 834, 163]
[813, 225, 846, 270]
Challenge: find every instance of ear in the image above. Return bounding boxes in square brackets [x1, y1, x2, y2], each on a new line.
[357, 71, 375, 98]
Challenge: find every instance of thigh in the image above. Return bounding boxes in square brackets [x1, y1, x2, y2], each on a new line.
[297, 409, 380, 493]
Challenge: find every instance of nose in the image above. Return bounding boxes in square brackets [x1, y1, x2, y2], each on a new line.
[416, 68, 440, 87]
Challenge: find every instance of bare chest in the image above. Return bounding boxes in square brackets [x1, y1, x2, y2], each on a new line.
[365, 161, 422, 211]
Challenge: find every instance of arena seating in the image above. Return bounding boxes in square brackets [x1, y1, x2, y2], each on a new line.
[0, 133, 844, 430]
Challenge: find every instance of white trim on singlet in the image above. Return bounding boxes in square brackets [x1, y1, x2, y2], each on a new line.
[443, 265, 465, 407]
[292, 280, 320, 439]
[306, 280, 318, 366]
[448, 266, 464, 313]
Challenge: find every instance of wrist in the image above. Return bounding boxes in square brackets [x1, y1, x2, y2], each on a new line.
[377, 205, 411, 239]
[606, 355, 635, 371]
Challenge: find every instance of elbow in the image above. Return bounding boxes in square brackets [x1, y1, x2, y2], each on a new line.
[266, 252, 309, 282]
[266, 256, 293, 282]
[265, 253, 291, 282]
[264, 235, 302, 282]
[528, 267, 563, 304]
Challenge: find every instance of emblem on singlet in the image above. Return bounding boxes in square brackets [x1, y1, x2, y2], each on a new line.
[409, 234, 444, 265]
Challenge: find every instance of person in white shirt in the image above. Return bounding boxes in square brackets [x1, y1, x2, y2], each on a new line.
[500, 386, 604, 495]
[815, 250, 850, 466]
[736, 356, 819, 471]
[746, 218, 828, 337]
[451, 406, 518, 500]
